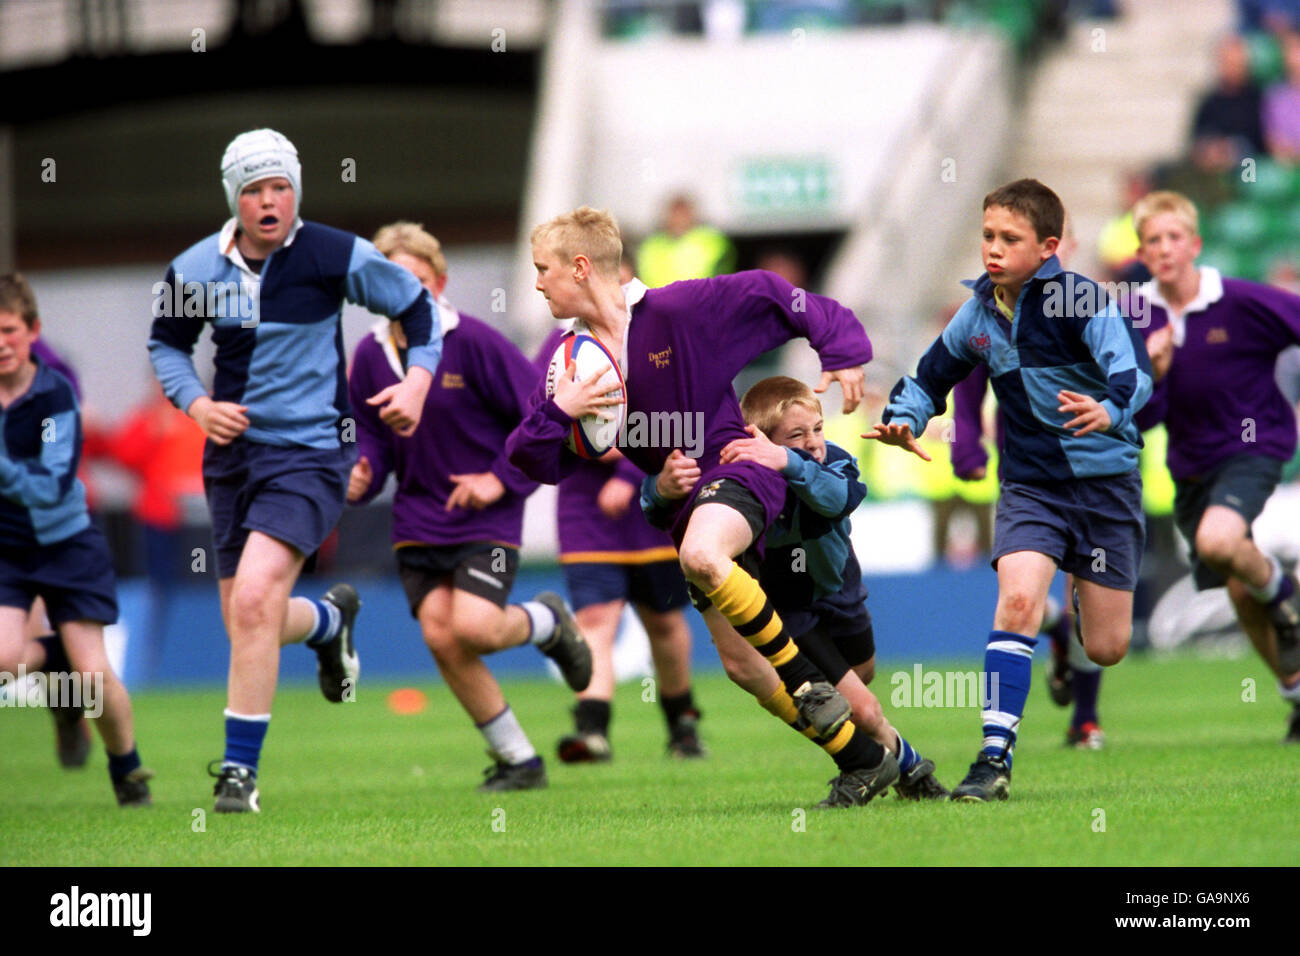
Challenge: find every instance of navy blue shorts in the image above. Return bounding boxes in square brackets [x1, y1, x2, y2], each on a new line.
[1174, 454, 1284, 590]
[397, 542, 520, 616]
[563, 559, 690, 613]
[0, 526, 118, 625]
[203, 438, 353, 579]
[792, 605, 876, 686]
[992, 470, 1145, 591]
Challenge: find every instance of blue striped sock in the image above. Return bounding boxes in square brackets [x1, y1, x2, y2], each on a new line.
[304, 598, 341, 647]
[107, 747, 141, 784]
[895, 734, 920, 774]
[223, 711, 270, 776]
[981, 630, 1037, 770]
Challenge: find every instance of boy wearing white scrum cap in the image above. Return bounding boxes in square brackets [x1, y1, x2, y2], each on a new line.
[149, 128, 442, 814]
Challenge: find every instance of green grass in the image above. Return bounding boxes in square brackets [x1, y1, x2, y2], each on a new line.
[3, 652, 1297, 866]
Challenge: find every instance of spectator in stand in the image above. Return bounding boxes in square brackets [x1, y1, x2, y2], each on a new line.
[1264, 32, 1300, 163]
[1192, 34, 1267, 173]
[1239, 0, 1300, 34]
[636, 193, 737, 288]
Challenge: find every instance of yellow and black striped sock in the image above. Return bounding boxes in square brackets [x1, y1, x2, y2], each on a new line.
[706, 563, 823, 695]
[758, 686, 885, 772]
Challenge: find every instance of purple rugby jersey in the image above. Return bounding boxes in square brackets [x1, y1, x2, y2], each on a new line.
[508, 271, 873, 545]
[348, 306, 539, 548]
[533, 328, 678, 563]
[1133, 268, 1300, 480]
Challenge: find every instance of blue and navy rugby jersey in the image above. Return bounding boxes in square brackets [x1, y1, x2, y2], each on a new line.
[0, 358, 90, 547]
[761, 441, 867, 615]
[149, 218, 440, 450]
[884, 256, 1152, 483]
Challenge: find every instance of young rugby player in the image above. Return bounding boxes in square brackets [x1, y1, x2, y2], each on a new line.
[646, 375, 948, 798]
[347, 222, 591, 791]
[149, 130, 439, 812]
[533, 327, 703, 763]
[868, 179, 1153, 801]
[1131, 191, 1300, 740]
[0, 274, 153, 806]
[508, 206, 900, 807]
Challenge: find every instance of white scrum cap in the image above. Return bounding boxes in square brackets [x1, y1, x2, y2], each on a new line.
[220, 128, 302, 219]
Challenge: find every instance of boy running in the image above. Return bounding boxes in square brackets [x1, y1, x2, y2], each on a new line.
[868, 179, 1153, 801]
[1131, 190, 1300, 740]
[508, 207, 900, 807]
[646, 375, 948, 798]
[149, 130, 439, 812]
[0, 273, 153, 806]
[347, 222, 591, 791]
[533, 327, 703, 763]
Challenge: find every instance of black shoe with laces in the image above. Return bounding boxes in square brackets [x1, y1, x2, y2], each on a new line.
[315, 583, 361, 703]
[209, 761, 260, 813]
[534, 592, 592, 692]
[950, 753, 1011, 802]
[894, 758, 949, 800]
[1267, 577, 1300, 674]
[816, 751, 900, 809]
[112, 767, 155, 807]
[667, 711, 706, 758]
[477, 752, 547, 792]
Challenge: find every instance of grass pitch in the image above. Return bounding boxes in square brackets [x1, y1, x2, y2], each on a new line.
[3, 652, 1297, 867]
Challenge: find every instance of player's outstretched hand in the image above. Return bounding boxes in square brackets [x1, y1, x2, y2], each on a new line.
[446, 471, 507, 511]
[720, 424, 788, 471]
[369, 366, 433, 437]
[347, 456, 373, 503]
[188, 396, 249, 445]
[553, 360, 624, 421]
[816, 366, 865, 414]
[862, 422, 932, 461]
[1147, 324, 1174, 382]
[597, 476, 637, 519]
[1057, 389, 1111, 435]
[655, 448, 701, 500]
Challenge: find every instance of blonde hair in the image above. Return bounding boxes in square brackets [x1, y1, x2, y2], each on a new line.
[372, 221, 447, 278]
[530, 206, 623, 276]
[1133, 191, 1199, 241]
[740, 376, 823, 438]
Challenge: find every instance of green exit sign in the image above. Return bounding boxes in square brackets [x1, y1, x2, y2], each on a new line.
[736, 158, 835, 212]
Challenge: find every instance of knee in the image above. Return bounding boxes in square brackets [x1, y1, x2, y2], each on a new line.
[1226, 577, 1254, 610]
[227, 581, 278, 638]
[1081, 626, 1129, 667]
[1194, 527, 1238, 568]
[677, 543, 728, 591]
[421, 618, 457, 661]
[997, 590, 1042, 634]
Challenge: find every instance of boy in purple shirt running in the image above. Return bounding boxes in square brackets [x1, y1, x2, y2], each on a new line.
[1131, 191, 1300, 740]
[508, 206, 899, 807]
[533, 327, 703, 764]
[347, 222, 592, 791]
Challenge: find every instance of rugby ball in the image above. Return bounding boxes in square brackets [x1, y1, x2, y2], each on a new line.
[546, 332, 625, 458]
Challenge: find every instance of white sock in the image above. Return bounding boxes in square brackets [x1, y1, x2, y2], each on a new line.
[521, 601, 558, 645]
[1248, 555, 1284, 604]
[478, 705, 536, 764]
